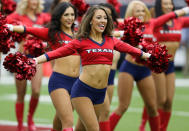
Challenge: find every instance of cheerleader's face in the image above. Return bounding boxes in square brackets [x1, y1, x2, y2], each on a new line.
[132, 4, 145, 22]
[61, 7, 75, 29]
[90, 9, 108, 33]
[161, 0, 174, 14]
[28, 0, 39, 11]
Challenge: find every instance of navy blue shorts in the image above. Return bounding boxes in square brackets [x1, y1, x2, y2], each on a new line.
[108, 69, 116, 85]
[119, 60, 151, 81]
[48, 72, 78, 94]
[71, 79, 107, 105]
[165, 61, 174, 75]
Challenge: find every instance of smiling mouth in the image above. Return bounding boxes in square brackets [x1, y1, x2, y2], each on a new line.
[138, 16, 144, 20]
[99, 24, 105, 30]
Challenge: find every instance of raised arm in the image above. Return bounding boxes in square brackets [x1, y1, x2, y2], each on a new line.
[153, 7, 189, 28]
[25, 27, 49, 41]
[35, 39, 80, 64]
[113, 37, 150, 59]
[7, 25, 49, 41]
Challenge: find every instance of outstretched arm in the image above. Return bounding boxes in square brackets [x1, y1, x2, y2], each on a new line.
[153, 7, 189, 28]
[113, 37, 150, 59]
[6, 25, 49, 41]
[34, 39, 80, 64]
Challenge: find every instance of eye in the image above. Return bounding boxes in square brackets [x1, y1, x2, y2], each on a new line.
[96, 16, 101, 19]
[64, 13, 69, 16]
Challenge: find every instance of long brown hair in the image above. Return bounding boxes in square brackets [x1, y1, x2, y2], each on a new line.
[76, 5, 114, 39]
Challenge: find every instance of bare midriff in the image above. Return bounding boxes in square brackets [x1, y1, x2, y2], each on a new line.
[80, 64, 111, 89]
[53, 55, 80, 77]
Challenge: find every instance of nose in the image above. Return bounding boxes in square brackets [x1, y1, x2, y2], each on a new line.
[101, 18, 107, 23]
[167, 4, 173, 9]
[68, 15, 74, 20]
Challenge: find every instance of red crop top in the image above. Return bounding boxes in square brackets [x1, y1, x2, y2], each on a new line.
[154, 16, 189, 42]
[26, 27, 78, 55]
[45, 36, 142, 66]
[7, 12, 50, 27]
[143, 12, 176, 42]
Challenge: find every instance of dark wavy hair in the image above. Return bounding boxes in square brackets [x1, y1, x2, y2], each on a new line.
[76, 5, 114, 39]
[99, 3, 118, 25]
[48, 2, 77, 43]
[50, 0, 61, 13]
[155, 0, 175, 30]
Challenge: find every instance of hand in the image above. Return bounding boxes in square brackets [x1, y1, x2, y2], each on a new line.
[182, 7, 189, 14]
[138, 44, 143, 49]
[141, 52, 151, 59]
[6, 24, 14, 31]
[33, 58, 38, 65]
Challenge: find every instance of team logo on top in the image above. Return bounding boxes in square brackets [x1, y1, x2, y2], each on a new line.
[86, 49, 113, 53]
[143, 34, 157, 42]
[58, 40, 71, 44]
[160, 30, 181, 34]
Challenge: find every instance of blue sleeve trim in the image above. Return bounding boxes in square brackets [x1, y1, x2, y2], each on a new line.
[141, 50, 143, 57]
[174, 12, 178, 18]
[45, 53, 50, 61]
[24, 26, 26, 33]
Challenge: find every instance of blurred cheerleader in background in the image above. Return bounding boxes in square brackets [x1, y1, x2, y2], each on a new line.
[6, 0, 50, 131]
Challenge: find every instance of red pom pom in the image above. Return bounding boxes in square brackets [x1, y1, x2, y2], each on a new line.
[137, 41, 172, 73]
[3, 52, 36, 80]
[0, 39, 15, 54]
[0, 13, 15, 54]
[1, 0, 17, 15]
[121, 17, 144, 47]
[117, 21, 124, 30]
[0, 12, 7, 25]
[23, 36, 45, 57]
[107, 0, 122, 15]
[71, 0, 89, 16]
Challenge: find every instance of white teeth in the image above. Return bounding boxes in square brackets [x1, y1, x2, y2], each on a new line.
[138, 16, 143, 20]
[99, 25, 104, 27]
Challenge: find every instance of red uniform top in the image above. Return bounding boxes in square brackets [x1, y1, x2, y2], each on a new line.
[26, 27, 78, 55]
[143, 12, 176, 42]
[7, 12, 50, 27]
[154, 16, 189, 42]
[45, 36, 142, 66]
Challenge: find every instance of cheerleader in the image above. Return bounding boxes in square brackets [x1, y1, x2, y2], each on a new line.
[24, 5, 150, 131]
[74, 3, 121, 131]
[6, 0, 50, 131]
[7, 2, 79, 131]
[109, 1, 189, 131]
[151, 0, 189, 131]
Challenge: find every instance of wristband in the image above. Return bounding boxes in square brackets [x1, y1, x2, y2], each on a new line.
[23, 26, 26, 33]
